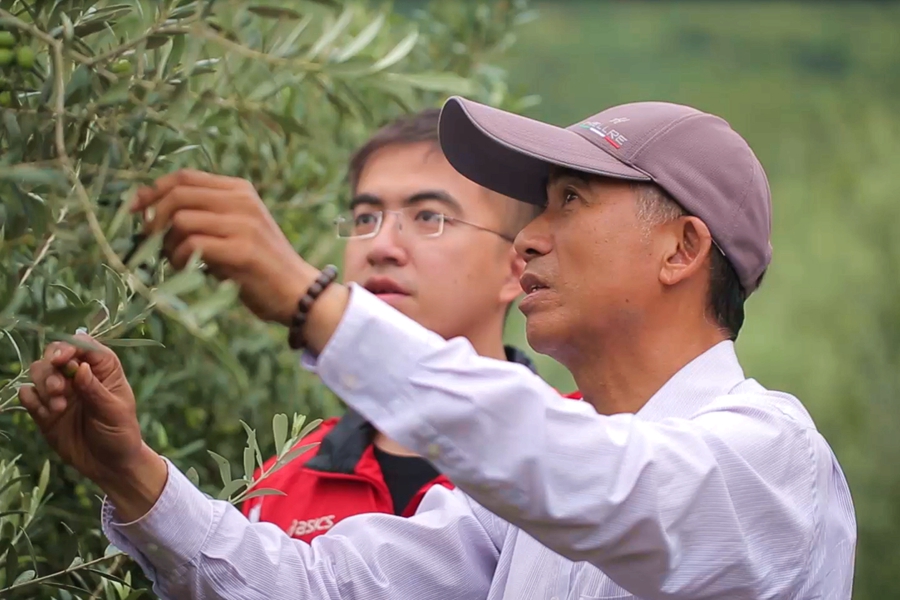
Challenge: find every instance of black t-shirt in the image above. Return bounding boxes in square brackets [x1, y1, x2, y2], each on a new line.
[373, 445, 441, 516]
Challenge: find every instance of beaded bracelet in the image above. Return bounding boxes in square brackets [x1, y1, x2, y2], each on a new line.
[287, 264, 339, 350]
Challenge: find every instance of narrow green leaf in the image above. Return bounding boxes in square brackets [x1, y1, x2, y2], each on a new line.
[217, 478, 246, 501]
[42, 304, 97, 328]
[241, 488, 286, 501]
[49, 284, 83, 306]
[270, 443, 319, 475]
[271, 14, 313, 57]
[157, 268, 206, 297]
[85, 567, 132, 587]
[6, 544, 18, 585]
[334, 14, 384, 62]
[369, 30, 418, 72]
[42, 581, 92, 595]
[290, 413, 307, 439]
[307, 7, 354, 59]
[0, 166, 68, 190]
[272, 413, 288, 457]
[12, 568, 35, 584]
[125, 230, 164, 270]
[102, 338, 165, 348]
[185, 467, 200, 488]
[69, 556, 84, 569]
[65, 65, 93, 103]
[97, 80, 131, 107]
[208, 450, 232, 486]
[186, 281, 238, 325]
[296, 418, 323, 441]
[0, 475, 29, 497]
[243, 447, 255, 481]
[37, 460, 49, 498]
[241, 420, 263, 468]
[247, 5, 302, 19]
[2, 109, 21, 142]
[106, 286, 121, 325]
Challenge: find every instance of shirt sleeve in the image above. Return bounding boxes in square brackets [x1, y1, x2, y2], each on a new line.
[309, 284, 839, 599]
[102, 459, 499, 600]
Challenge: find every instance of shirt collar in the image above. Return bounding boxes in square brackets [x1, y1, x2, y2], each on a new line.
[635, 340, 747, 422]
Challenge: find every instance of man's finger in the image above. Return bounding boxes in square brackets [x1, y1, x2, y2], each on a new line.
[162, 211, 245, 265]
[44, 335, 120, 379]
[29, 359, 57, 400]
[18, 384, 51, 425]
[171, 235, 248, 274]
[131, 169, 243, 213]
[144, 187, 251, 237]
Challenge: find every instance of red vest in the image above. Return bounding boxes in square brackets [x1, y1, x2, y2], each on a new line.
[241, 346, 577, 543]
[242, 410, 453, 542]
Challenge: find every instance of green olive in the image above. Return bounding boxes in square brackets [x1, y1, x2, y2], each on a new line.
[0, 48, 13, 66]
[0, 91, 10, 107]
[16, 46, 35, 70]
[0, 32, 15, 48]
[110, 59, 132, 74]
[62, 362, 79, 379]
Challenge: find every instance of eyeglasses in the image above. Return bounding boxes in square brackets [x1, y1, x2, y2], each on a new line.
[334, 206, 515, 242]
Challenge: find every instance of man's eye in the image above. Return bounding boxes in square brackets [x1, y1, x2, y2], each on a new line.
[415, 210, 443, 223]
[562, 188, 579, 205]
[354, 213, 377, 226]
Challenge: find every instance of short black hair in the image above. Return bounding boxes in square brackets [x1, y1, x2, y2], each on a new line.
[634, 183, 752, 341]
[347, 109, 441, 192]
[708, 244, 748, 341]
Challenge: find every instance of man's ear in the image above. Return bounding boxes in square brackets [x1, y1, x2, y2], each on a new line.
[500, 245, 526, 305]
[659, 216, 714, 288]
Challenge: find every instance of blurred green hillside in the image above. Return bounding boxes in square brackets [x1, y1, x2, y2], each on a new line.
[498, 2, 900, 598]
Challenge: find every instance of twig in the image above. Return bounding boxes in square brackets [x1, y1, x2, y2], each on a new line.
[0, 552, 123, 595]
[85, 25, 193, 67]
[196, 25, 321, 72]
[87, 554, 127, 600]
[51, 44, 67, 161]
[18, 206, 69, 289]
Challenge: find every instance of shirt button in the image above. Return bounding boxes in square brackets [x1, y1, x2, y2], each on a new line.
[426, 443, 440, 460]
[341, 374, 358, 389]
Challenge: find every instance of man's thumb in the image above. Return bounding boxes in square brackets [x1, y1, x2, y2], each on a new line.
[72, 362, 118, 408]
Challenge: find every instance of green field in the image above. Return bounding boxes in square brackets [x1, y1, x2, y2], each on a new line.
[497, 2, 900, 597]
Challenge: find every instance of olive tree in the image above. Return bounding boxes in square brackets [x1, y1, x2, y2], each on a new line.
[0, 0, 536, 597]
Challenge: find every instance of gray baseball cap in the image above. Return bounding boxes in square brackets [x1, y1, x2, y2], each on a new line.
[437, 96, 772, 294]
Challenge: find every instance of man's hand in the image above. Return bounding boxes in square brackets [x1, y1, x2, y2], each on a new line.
[18, 335, 167, 521]
[131, 169, 319, 326]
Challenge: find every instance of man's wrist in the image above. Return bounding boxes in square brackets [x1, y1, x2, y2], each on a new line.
[98, 444, 169, 524]
[281, 261, 350, 354]
[303, 282, 350, 355]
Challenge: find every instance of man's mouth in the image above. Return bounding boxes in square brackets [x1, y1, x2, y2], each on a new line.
[520, 273, 549, 295]
[363, 276, 411, 296]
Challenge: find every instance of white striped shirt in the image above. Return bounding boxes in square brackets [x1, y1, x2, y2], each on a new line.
[103, 284, 856, 599]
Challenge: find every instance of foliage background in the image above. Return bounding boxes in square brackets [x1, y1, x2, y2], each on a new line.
[1, 0, 898, 598]
[0, 0, 535, 597]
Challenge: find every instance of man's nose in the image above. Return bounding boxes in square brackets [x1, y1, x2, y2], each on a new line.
[514, 212, 552, 263]
[366, 213, 409, 266]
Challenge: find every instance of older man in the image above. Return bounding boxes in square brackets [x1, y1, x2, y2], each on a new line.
[22, 97, 856, 599]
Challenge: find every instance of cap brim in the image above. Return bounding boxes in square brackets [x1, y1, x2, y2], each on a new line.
[438, 97, 650, 205]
